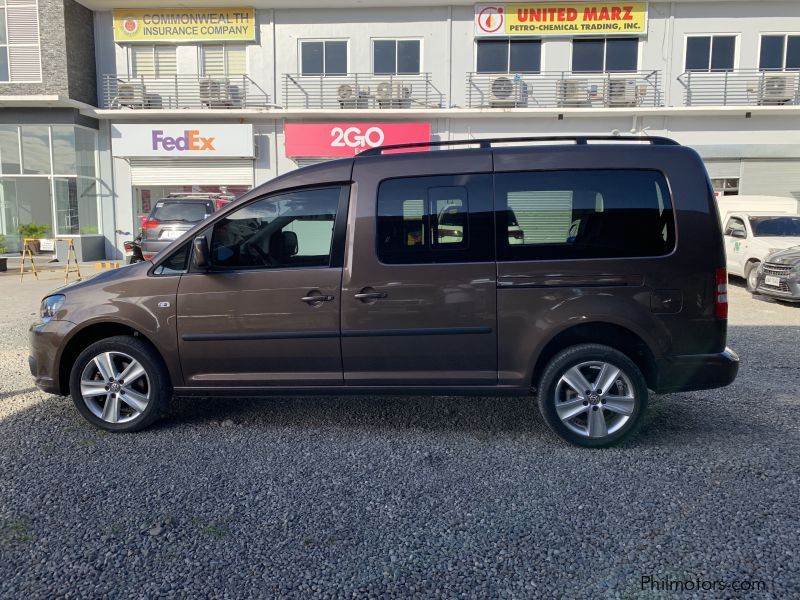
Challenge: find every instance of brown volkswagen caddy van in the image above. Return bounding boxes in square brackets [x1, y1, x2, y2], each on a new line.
[29, 137, 739, 447]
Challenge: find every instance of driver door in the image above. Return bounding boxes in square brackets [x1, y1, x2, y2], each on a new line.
[723, 216, 747, 275]
[176, 186, 348, 388]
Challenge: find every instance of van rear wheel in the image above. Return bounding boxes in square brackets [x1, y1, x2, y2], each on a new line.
[537, 344, 648, 448]
[69, 335, 171, 432]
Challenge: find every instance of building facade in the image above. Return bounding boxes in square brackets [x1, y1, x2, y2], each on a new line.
[2, 0, 800, 259]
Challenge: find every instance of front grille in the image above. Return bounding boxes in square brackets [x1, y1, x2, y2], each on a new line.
[763, 263, 792, 278]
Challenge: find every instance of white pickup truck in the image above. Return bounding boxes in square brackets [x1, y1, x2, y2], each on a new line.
[722, 211, 800, 291]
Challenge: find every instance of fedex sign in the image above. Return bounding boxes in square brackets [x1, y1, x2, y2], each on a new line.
[112, 123, 254, 157]
[152, 129, 216, 152]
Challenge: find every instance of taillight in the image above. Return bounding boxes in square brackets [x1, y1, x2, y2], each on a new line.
[123, 241, 133, 252]
[715, 268, 728, 320]
[215, 198, 231, 211]
[509, 230, 524, 240]
[143, 254, 154, 260]
[141, 219, 159, 230]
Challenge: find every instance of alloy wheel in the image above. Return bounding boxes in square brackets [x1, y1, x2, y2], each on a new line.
[80, 351, 151, 424]
[554, 361, 637, 439]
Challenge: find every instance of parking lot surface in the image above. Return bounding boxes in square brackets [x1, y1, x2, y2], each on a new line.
[1, 272, 798, 598]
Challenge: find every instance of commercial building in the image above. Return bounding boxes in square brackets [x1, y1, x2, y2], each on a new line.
[2, 0, 800, 259]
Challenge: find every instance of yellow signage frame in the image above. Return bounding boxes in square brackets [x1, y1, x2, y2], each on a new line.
[113, 8, 256, 43]
[475, 2, 648, 37]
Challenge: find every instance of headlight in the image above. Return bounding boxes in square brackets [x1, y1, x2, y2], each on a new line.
[40, 294, 65, 323]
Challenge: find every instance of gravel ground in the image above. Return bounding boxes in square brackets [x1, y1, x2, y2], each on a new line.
[0, 270, 798, 598]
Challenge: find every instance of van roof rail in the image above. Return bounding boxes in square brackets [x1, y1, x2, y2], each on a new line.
[357, 135, 680, 157]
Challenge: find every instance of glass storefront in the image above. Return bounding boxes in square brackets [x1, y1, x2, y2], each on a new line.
[0, 124, 100, 254]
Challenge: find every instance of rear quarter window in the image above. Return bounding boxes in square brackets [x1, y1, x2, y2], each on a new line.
[495, 169, 675, 261]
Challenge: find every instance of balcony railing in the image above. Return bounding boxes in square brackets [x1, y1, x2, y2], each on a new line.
[101, 74, 271, 109]
[283, 73, 445, 109]
[466, 71, 662, 109]
[678, 69, 800, 106]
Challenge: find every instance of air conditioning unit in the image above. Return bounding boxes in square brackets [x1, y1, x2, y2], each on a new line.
[337, 83, 369, 109]
[605, 77, 639, 107]
[115, 82, 146, 108]
[489, 76, 528, 108]
[558, 79, 589, 106]
[376, 81, 412, 108]
[760, 72, 798, 105]
[200, 78, 226, 107]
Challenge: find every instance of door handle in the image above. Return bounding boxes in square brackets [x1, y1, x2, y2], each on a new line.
[354, 288, 387, 301]
[301, 294, 334, 303]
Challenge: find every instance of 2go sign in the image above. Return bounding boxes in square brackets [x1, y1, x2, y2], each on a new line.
[284, 123, 431, 158]
[330, 125, 386, 150]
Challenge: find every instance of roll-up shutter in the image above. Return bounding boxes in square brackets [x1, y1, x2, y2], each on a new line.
[740, 160, 800, 198]
[129, 158, 253, 186]
[507, 191, 573, 244]
[704, 160, 741, 179]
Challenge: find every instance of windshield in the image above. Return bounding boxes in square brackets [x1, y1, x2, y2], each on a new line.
[151, 201, 212, 223]
[749, 216, 800, 237]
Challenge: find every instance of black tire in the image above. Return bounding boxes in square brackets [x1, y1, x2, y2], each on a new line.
[745, 261, 761, 293]
[537, 343, 648, 448]
[69, 335, 171, 432]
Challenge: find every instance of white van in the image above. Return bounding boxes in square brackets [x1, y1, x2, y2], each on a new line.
[722, 211, 800, 291]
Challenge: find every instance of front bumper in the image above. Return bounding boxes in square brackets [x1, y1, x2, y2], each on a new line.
[756, 278, 800, 303]
[29, 319, 76, 395]
[655, 347, 740, 394]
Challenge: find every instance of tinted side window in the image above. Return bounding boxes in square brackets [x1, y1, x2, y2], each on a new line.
[724, 217, 746, 237]
[377, 174, 493, 264]
[495, 170, 675, 261]
[210, 187, 341, 270]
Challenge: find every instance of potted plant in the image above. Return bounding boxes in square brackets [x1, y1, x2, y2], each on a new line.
[18, 224, 51, 255]
[0, 235, 7, 272]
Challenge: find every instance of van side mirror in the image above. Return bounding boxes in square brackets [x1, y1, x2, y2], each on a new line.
[730, 229, 746, 239]
[193, 237, 210, 269]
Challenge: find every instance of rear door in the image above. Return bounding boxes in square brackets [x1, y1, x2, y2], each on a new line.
[340, 151, 497, 387]
[175, 186, 348, 388]
[492, 147, 680, 387]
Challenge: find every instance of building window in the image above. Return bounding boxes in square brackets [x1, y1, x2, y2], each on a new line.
[300, 40, 347, 75]
[202, 44, 246, 77]
[572, 38, 638, 73]
[476, 39, 541, 73]
[373, 39, 420, 75]
[759, 34, 800, 71]
[0, 0, 42, 83]
[711, 177, 739, 197]
[685, 35, 736, 72]
[0, 125, 100, 251]
[130, 45, 177, 78]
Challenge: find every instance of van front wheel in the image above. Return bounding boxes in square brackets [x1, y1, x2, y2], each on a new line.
[69, 335, 171, 432]
[537, 344, 648, 448]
